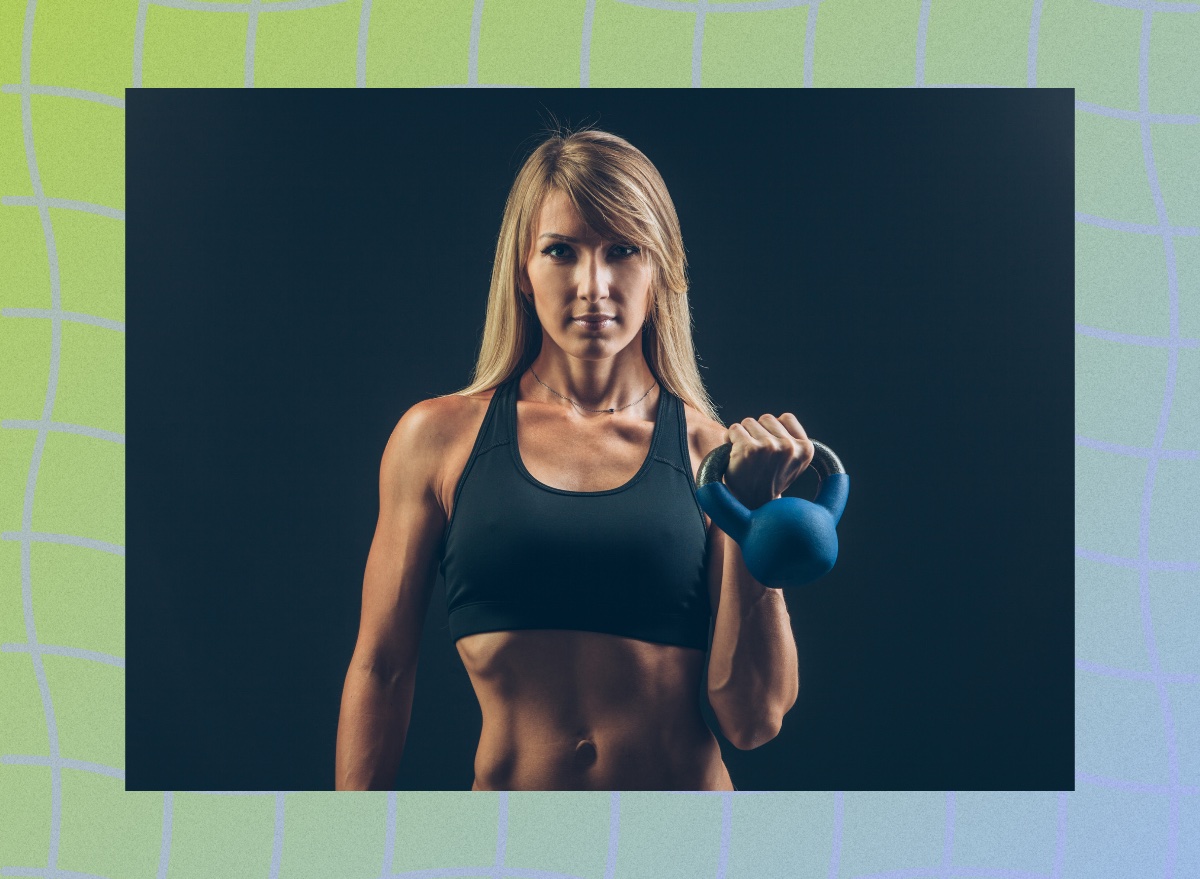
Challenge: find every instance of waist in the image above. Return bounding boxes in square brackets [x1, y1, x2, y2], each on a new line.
[471, 721, 730, 791]
[458, 630, 729, 790]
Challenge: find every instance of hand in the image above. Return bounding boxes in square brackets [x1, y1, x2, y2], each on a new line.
[722, 413, 815, 510]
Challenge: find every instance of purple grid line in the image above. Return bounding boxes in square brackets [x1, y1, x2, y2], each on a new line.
[1076, 658, 1198, 685]
[613, 0, 814, 11]
[157, 791, 174, 879]
[1076, 99, 1199, 125]
[1051, 792, 1067, 879]
[804, 2, 818, 87]
[2, 421, 125, 445]
[0, 83, 124, 108]
[828, 790, 844, 879]
[1076, 211, 1199, 237]
[10, 0, 71, 869]
[604, 790, 619, 879]
[915, 0, 931, 87]
[1, 755, 123, 781]
[147, 0, 349, 11]
[356, 0, 371, 87]
[133, 0, 149, 88]
[379, 791, 397, 877]
[1, 532, 125, 556]
[1, 869, 113, 879]
[581, 0, 597, 87]
[245, 0, 261, 88]
[1, 195, 123, 221]
[846, 868, 1048, 879]
[943, 791, 956, 872]
[2, 643, 125, 669]
[382, 870, 593, 879]
[2, 309, 126, 332]
[1089, 0, 1199, 12]
[494, 791, 509, 878]
[1075, 434, 1197, 461]
[1076, 322, 1199, 349]
[269, 792, 285, 879]
[1028, 0, 1044, 87]
[715, 790, 732, 878]
[1075, 546, 1198, 572]
[1130, 6, 1191, 875]
[469, 0, 483, 87]
[1076, 772, 1200, 796]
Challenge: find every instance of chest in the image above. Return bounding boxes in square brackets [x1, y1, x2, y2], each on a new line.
[436, 394, 710, 524]
[514, 407, 658, 493]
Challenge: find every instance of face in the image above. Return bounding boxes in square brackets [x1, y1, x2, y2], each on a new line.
[521, 189, 654, 360]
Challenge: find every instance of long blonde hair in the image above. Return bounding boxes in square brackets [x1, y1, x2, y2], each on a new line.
[444, 125, 723, 426]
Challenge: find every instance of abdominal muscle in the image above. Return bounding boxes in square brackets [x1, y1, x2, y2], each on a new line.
[456, 628, 733, 791]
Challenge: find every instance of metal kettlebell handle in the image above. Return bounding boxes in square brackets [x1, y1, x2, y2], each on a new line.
[694, 439, 849, 588]
[696, 440, 847, 491]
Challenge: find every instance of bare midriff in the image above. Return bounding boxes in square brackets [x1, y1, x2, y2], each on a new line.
[456, 628, 733, 791]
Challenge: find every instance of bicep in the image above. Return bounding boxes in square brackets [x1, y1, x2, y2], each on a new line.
[353, 402, 448, 675]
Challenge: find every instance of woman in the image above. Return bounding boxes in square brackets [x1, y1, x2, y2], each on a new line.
[335, 127, 810, 791]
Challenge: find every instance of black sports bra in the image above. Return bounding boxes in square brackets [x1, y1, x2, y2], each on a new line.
[438, 374, 712, 650]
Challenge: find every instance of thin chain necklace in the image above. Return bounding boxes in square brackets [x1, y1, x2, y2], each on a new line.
[529, 366, 657, 415]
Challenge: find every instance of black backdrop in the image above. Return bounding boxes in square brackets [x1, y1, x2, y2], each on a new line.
[127, 88, 1073, 791]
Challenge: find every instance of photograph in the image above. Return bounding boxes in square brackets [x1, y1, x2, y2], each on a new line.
[125, 86, 1073, 792]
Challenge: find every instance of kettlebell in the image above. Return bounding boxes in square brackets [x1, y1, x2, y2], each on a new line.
[695, 440, 849, 588]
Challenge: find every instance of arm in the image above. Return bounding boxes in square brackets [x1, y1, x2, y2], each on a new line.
[335, 400, 449, 790]
[705, 519, 801, 750]
[701, 414, 809, 750]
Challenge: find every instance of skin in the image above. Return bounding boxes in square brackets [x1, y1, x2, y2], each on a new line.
[335, 189, 807, 791]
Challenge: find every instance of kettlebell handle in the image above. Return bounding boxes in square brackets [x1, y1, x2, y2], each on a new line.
[696, 439, 847, 494]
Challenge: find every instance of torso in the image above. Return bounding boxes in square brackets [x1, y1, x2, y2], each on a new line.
[429, 373, 732, 790]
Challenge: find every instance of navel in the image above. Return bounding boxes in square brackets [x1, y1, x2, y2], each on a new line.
[575, 739, 598, 766]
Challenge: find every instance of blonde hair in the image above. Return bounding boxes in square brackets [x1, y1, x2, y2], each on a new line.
[444, 125, 723, 426]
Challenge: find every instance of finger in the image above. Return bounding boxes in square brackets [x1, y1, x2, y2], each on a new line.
[725, 422, 752, 446]
[754, 414, 785, 438]
[763, 414, 813, 473]
[776, 413, 809, 442]
[739, 417, 778, 447]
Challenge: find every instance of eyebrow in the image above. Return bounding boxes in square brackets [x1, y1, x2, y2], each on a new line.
[537, 233, 587, 243]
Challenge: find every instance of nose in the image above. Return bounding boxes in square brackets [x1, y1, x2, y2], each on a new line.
[576, 251, 612, 303]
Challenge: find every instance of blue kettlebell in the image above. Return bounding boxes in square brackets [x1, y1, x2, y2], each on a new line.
[695, 440, 849, 588]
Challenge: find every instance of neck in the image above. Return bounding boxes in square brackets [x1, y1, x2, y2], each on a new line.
[526, 353, 657, 415]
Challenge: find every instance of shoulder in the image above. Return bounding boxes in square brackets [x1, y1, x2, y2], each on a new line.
[681, 400, 728, 462]
[394, 391, 493, 442]
[381, 389, 500, 517]
[381, 391, 495, 481]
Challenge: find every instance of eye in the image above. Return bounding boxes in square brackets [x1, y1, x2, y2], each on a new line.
[542, 243, 572, 259]
[612, 244, 640, 258]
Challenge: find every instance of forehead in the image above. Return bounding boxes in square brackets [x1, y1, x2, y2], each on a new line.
[533, 190, 594, 237]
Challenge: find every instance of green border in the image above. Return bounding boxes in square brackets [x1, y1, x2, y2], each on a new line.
[3, 0, 1199, 876]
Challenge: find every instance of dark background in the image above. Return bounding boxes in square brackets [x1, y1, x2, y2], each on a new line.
[127, 88, 1073, 791]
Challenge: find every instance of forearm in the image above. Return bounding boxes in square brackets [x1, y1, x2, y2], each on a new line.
[707, 531, 800, 749]
[335, 661, 415, 790]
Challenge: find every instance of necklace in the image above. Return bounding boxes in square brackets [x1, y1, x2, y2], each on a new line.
[529, 366, 657, 415]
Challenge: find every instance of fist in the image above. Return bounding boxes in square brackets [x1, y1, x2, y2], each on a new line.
[723, 413, 814, 509]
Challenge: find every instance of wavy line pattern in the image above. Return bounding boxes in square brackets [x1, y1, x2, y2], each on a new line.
[0, 0, 1196, 877]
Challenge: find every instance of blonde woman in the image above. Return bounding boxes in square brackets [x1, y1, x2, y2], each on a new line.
[335, 127, 811, 791]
